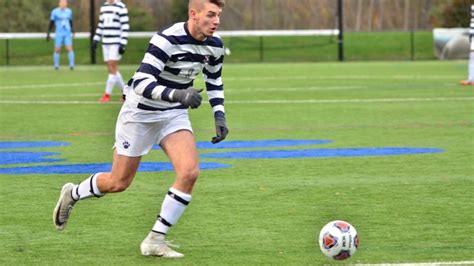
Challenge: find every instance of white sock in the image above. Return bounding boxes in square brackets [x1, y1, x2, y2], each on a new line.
[105, 74, 116, 95]
[71, 173, 105, 200]
[468, 51, 474, 81]
[152, 187, 192, 235]
[115, 71, 126, 91]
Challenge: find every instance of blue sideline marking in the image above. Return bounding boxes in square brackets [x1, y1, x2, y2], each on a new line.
[0, 151, 64, 164]
[0, 162, 231, 174]
[201, 147, 444, 159]
[0, 141, 69, 149]
[153, 139, 332, 150]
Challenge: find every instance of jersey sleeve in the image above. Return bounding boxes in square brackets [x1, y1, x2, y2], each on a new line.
[119, 5, 130, 46]
[204, 44, 225, 116]
[50, 9, 56, 21]
[93, 10, 103, 42]
[130, 34, 174, 101]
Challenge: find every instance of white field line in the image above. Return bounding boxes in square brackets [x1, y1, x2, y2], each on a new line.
[1, 93, 101, 98]
[0, 82, 103, 90]
[226, 97, 474, 104]
[0, 74, 466, 91]
[224, 75, 464, 81]
[355, 261, 474, 266]
[0, 97, 473, 105]
[0, 65, 138, 72]
[0, 86, 367, 96]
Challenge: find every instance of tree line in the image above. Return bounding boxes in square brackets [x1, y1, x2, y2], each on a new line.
[0, 0, 471, 33]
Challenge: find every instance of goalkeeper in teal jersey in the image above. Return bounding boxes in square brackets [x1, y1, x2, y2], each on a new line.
[46, 0, 75, 70]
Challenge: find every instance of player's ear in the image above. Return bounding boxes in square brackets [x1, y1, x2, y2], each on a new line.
[189, 8, 198, 20]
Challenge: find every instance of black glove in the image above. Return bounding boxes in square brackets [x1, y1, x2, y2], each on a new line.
[46, 34, 50, 42]
[119, 44, 126, 55]
[91, 40, 99, 51]
[171, 88, 203, 109]
[211, 112, 229, 144]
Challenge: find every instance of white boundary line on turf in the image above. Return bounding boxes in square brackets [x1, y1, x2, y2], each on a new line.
[0, 85, 368, 95]
[355, 261, 474, 266]
[1, 93, 101, 98]
[0, 97, 473, 105]
[226, 97, 474, 104]
[0, 82, 103, 90]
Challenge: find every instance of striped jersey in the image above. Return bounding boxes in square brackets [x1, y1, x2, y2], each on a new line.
[127, 22, 225, 117]
[93, 0, 129, 46]
[470, 5, 474, 39]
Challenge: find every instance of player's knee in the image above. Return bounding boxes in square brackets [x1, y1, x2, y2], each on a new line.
[179, 167, 199, 185]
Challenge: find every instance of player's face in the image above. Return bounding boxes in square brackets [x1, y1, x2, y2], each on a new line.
[59, 0, 67, 8]
[193, 2, 222, 39]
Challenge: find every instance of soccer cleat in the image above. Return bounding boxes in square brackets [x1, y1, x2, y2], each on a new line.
[53, 183, 77, 231]
[99, 94, 111, 103]
[459, 80, 474, 86]
[140, 232, 184, 258]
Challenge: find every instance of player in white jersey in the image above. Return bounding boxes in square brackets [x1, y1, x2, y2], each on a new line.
[460, 4, 474, 86]
[53, 0, 228, 258]
[92, 0, 130, 102]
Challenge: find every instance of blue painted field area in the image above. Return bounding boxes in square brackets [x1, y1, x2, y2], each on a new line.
[0, 140, 444, 174]
[201, 147, 444, 159]
[0, 151, 64, 164]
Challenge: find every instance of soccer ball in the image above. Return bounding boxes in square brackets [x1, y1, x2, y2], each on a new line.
[318, 220, 359, 260]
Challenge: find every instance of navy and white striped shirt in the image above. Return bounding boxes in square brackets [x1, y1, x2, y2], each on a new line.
[128, 22, 225, 115]
[470, 5, 474, 39]
[93, 0, 129, 46]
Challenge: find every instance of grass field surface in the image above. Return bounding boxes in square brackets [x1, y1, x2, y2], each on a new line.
[0, 61, 473, 265]
[0, 31, 434, 65]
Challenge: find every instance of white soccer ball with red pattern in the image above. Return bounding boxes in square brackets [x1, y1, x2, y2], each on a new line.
[318, 220, 359, 260]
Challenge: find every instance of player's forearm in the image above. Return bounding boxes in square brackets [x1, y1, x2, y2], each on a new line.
[93, 20, 103, 41]
[132, 78, 170, 100]
[47, 20, 54, 34]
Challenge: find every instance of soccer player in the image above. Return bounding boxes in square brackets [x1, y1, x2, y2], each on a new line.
[53, 0, 228, 258]
[460, 4, 474, 86]
[92, 0, 130, 103]
[46, 0, 75, 70]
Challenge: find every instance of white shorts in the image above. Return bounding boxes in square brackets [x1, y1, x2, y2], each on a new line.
[114, 106, 193, 157]
[102, 44, 122, 62]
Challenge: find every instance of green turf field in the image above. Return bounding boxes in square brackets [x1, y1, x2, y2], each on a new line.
[0, 61, 473, 265]
[0, 31, 434, 65]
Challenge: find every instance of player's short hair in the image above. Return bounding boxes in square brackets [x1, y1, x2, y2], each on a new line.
[189, 0, 225, 10]
[209, 0, 225, 8]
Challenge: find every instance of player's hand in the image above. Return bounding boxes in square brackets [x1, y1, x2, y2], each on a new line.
[46, 34, 50, 42]
[211, 112, 229, 144]
[172, 88, 203, 109]
[91, 40, 99, 51]
[119, 44, 126, 55]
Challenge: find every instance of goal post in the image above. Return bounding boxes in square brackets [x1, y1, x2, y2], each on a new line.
[337, 0, 344, 62]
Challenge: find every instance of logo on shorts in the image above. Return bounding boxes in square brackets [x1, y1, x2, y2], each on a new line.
[122, 141, 130, 149]
[203, 55, 210, 64]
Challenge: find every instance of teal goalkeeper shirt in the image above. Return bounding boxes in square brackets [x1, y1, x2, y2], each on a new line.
[50, 7, 73, 34]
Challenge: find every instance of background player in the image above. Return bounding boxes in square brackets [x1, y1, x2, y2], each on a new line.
[92, 0, 130, 103]
[460, 4, 474, 86]
[46, 0, 75, 70]
[53, 0, 228, 258]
